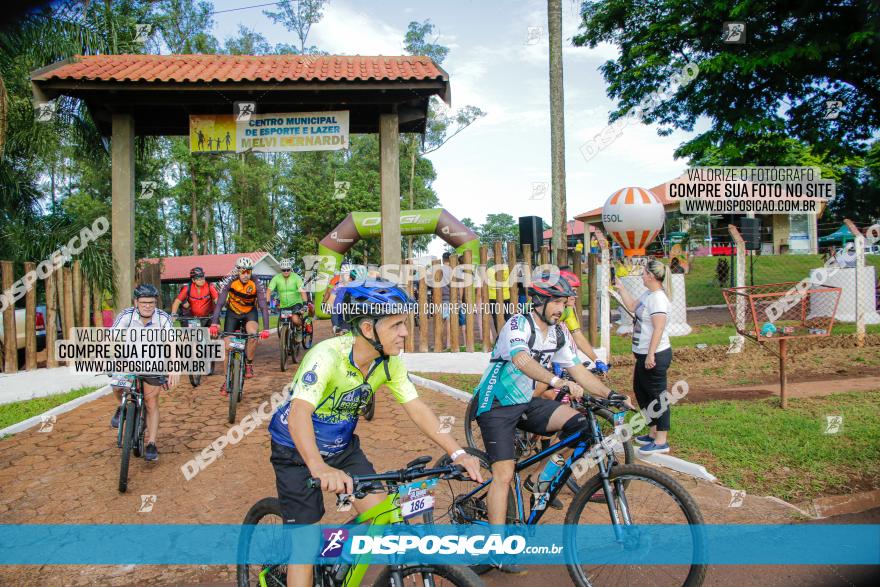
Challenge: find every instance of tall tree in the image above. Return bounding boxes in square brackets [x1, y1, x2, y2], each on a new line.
[264, 0, 326, 54]
[572, 0, 879, 163]
[548, 0, 567, 254]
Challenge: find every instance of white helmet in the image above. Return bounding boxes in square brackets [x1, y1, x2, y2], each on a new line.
[236, 257, 254, 270]
[279, 259, 293, 271]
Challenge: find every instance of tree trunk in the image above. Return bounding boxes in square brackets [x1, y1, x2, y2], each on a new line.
[548, 0, 568, 253]
[407, 136, 417, 259]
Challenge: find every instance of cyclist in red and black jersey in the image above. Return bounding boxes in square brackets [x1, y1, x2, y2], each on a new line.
[170, 267, 218, 326]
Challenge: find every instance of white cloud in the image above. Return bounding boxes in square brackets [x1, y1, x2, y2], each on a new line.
[309, 2, 404, 55]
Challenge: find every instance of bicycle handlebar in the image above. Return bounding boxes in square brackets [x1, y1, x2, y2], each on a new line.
[554, 385, 629, 411]
[306, 463, 467, 495]
[218, 331, 262, 338]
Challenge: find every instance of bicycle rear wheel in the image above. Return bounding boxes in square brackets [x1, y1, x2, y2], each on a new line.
[463, 394, 482, 451]
[373, 564, 484, 587]
[236, 497, 287, 587]
[429, 448, 516, 575]
[564, 463, 706, 587]
[118, 401, 136, 493]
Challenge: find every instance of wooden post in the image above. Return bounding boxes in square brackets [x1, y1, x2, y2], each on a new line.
[493, 241, 505, 335]
[522, 243, 533, 268]
[418, 264, 429, 352]
[540, 245, 550, 266]
[112, 112, 136, 311]
[479, 246, 492, 351]
[463, 250, 475, 352]
[432, 260, 443, 351]
[80, 274, 91, 328]
[91, 281, 103, 326]
[379, 113, 402, 266]
[62, 266, 75, 340]
[507, 240, 519, 315]
[72, 259, 82, 326]
[46, 272, 59, 367]
[1, 261, 17, 373]
[843, 219, 866, 347]
[23, 262, 37, 370]
[405, 261, 415, 353]
[587, 253, 598, 345]
[573, 252, 584, 338]
[449, 254, 460, 352]
[779, 338, 788, 409]
[556, 248, 568, 269]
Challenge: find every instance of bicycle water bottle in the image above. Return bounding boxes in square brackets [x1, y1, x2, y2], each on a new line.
[537, 457, 563, 493]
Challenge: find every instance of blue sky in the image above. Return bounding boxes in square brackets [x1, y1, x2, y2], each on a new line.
[210, 0, 702, 253]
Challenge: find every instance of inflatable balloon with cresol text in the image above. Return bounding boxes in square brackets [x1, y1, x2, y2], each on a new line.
[601, 187, 666, 257]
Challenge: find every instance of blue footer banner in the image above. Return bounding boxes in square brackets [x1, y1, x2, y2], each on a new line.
[0, 524, 878, 565]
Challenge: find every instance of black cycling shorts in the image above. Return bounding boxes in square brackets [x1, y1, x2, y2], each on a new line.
[271, 435, 376, 525]
[224, 308, 258, 334]
[476, 397, 561, 463]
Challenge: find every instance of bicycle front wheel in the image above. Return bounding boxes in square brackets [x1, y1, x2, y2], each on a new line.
[229, 355, 241, 424]
[279, 325, 289, 372]
[564, 463, 706, 587]
[236, 497, 287, 587]
[373, 564, 484, 587]
[118, 401, 136, 493]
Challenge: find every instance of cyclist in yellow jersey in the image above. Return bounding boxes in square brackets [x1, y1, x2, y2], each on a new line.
[268, 279, 482, 587]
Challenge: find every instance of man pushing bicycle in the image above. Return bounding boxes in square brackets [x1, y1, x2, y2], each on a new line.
[267, 279, 482, 587]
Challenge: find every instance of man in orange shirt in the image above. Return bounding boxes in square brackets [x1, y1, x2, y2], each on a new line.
[209, 257, 270, 389]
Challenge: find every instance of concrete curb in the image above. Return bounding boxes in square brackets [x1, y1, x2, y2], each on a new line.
[409, 374, 473, 403]
[0, 384, 113, 438]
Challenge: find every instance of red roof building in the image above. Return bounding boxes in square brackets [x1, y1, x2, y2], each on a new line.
[140, 252, 280, 282]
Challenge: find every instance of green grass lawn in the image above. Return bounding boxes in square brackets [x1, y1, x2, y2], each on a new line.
[670, 391, 880, 502]
[411, 372, 879, 502]
[0, 386, 101, 433]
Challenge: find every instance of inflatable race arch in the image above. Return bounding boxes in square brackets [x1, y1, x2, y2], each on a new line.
[311, 209, 480, 318]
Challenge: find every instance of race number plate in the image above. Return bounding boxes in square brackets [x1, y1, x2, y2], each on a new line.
[188, 320, 202, 327]
[229, 339, 246, 351]
[280, 312, 292, 319]
[398, 478, 438, 519]
[110, 378, 134, 388]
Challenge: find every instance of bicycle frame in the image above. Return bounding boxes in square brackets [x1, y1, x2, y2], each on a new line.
[455, 406, 621, 527]
[259, 474, 444, 587]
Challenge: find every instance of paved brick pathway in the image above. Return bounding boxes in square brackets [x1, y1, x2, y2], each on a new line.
[0, 320, 874, 586]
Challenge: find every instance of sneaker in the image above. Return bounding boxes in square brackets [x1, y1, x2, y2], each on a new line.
[494, 563, 528, 575]
[634, 434, 655, 446]
[145, 443, 159, 462]
[110, 406, 122, 428]
[638, 441, 670, 455]
[245, 363, 255, 379]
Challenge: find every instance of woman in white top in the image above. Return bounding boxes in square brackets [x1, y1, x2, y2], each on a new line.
[614, 259, 673, 454]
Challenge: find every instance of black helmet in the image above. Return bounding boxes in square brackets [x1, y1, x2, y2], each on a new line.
[133, 283, 159, 300]
[528, 272, 574, 305]
[190, 267, 205, 279]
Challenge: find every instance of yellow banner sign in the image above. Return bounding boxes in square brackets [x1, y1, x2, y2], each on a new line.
[189, 111, 350, 154]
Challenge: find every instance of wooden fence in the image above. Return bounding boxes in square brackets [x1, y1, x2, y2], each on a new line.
[402, 241, 585, 352]
[0, 260, 104, 373]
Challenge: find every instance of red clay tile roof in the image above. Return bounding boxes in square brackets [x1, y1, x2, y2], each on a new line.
[542, 220, 594, 239]
[32, 54, 448, 84]
[140, 252, 273, 281]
